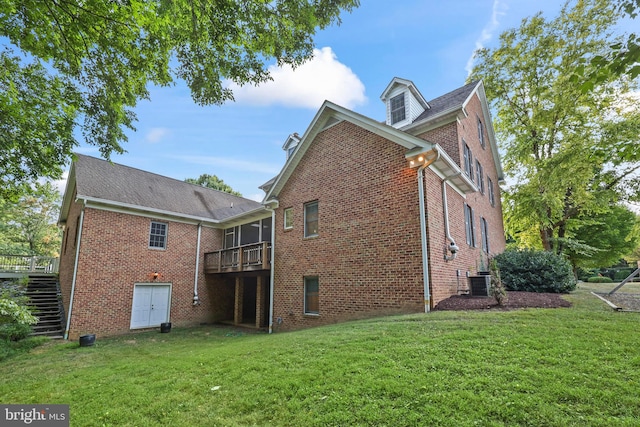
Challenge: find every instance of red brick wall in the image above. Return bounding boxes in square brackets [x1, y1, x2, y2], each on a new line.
[421, 92, 506, 306]
[272, 96, 506, 329]
[418, 121, 460, 164]
[60, 205, 223, 339]
[272, 121, 426, 331]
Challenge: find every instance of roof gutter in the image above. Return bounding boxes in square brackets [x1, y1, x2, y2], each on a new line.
[77, 195, 223, 225]
[442, 173, 461, 261]
[76, 195, 270, 227]
[266, 206, 276, 333]
[192, 223, 202, 306]
[64, 199, 85, 340]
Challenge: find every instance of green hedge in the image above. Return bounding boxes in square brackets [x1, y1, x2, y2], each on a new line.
[613, 269, 634, 281]
[494, 249, 576, 293]
[587, 276, 614, 283]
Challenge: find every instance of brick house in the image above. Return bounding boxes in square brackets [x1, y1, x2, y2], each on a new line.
[58, 78, 505, 338]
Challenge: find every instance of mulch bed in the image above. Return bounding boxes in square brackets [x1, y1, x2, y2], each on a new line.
[434, 291, 572, 311]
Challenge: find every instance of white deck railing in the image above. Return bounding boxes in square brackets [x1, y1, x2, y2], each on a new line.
[0, 255, 59, 273]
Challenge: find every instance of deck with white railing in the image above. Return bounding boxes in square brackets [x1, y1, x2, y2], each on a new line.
[204, 242, 271, 274]
[0, 255, 59, 277]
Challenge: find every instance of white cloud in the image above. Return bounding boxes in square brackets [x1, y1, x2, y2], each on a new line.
[145, 127, 171, 144]
[226, 47, 367, 109]
[465, 0, 508, 75]
[174, 155, 281, 176]
[246, 193, 265, 203]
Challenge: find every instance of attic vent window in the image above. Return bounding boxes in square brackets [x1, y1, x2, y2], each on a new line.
[390, 93, 406, 124]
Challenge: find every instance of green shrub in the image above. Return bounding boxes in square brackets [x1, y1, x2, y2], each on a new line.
[576, 267, 597, 282]
[0, 322, 33, 341]
[494, 249, 576, 293]
[0, 298, 38, 341]
[587, 276, 614, 283]
[613, 269, 634, 281]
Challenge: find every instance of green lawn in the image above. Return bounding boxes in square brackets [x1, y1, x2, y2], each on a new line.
[1, 284, 639, 426]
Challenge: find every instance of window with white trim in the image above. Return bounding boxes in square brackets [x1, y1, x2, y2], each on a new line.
[463, 141, 474, 182]
[304, 277, 319, 315]
[477, 115, 485, 148]
[464, 204, 476, 247]
[390, 93, 406, 124]
[304, 201, 318, 238]
[149, 221, 168, 249]
[475, 160, 485, 194]
[481, 217, 490, 253]
[488, 177, 495, 207]
[284, 207, 293, 230]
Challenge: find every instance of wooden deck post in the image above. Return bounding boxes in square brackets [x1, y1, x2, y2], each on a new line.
[256, 276, 264, 328]
[262, 242, 269, 270]
[234, 277, 243, 325]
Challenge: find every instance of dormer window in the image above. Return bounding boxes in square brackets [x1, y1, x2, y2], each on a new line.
[380, 78, 429, 127]
[390, 94, 406, 124]
[282, 133, 301, 159]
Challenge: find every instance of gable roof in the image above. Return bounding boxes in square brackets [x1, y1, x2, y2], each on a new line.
[380, 77, 430, 110]
[406, 80, 504, 182]
[59, 154, 265, 226]
[262, 100, 476, 204]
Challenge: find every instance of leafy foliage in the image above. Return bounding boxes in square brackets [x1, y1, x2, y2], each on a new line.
[613, 269, 635, 280]
[185, 174, 242, 196]
[0, 181, 62, 256]
[0, 0, 360, 199]
[494, 249, 577, 293]
[578, 0, 640, 89]
[565, 206, 639, 269]
[470, 0, 640, 257]
[0, 299, 38, 341]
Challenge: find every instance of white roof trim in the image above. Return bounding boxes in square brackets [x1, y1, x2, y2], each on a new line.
[462, 81, 504, 182]
[263, 101, 436, 203]
[380, 77, 430, 110]
[77, 195, 270, 227]
[78, 195, 224, 225]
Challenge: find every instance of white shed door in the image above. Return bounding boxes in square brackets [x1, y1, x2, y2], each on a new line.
[130, 284, 171, 329]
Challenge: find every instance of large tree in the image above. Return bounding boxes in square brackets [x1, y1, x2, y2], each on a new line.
[0, 0, 359, 200]
[565, 205, 639, 269]
[0, 182, 62, 257]
[580, 0, 640, 88]
[470, 0, 640, 255]
[185, 174, 242, 196]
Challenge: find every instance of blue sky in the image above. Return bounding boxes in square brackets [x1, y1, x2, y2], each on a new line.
[68, 0, 573, 201]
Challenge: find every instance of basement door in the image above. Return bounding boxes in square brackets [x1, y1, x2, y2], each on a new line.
[130, 284, 172, 329]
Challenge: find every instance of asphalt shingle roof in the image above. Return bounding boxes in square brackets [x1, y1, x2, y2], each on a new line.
[412, 80, 479, 124]
[73, 154, 261, 221]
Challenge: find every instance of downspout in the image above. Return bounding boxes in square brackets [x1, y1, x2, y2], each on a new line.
[442, 173, 461, 261]
[64, 200, 85, 340]
[193, 223, 202, 305]
[417, 150, 439, 313]
[267, 208, 276, 333]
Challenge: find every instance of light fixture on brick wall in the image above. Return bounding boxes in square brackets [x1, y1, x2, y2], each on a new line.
[149, 271, 162, 281]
